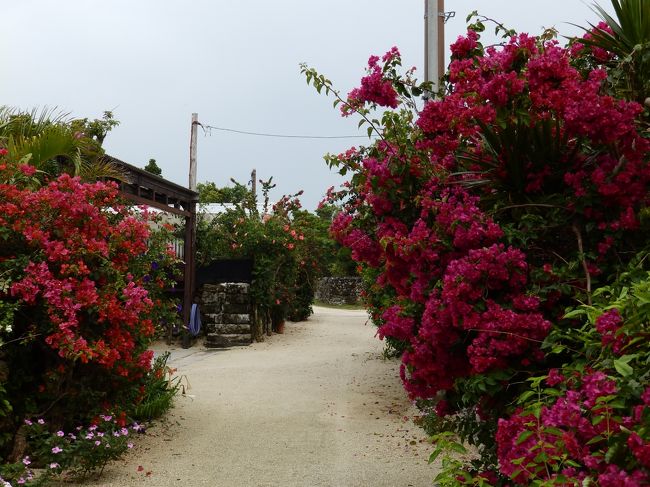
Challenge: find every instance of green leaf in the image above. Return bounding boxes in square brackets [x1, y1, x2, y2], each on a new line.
[614, 358, 634, 377]
[516, 430, 534, 445]
[605, 443, 621, 464]
[466, 10, 478, 22]
[550, 344, 566, 354]
[447, 442, 467, 454]
[586, 435, 605, 445]
[563, 309, 586, 319]
[544, 427, 565, 437]
[428, 448, 443, 464]
[518, 390, 537, 403]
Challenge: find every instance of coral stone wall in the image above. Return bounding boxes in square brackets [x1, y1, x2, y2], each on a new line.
[199, 283, 253, 347]
[315, 277, 363, 306]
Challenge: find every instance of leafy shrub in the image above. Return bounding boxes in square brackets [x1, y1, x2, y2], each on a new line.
[0, 416, 144, 485]
[492, 267, 650, 485]
[131, 352, 180, 421]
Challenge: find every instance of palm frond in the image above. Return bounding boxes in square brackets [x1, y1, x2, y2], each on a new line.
[78, 156, 130, 183]
[571, 1, 649, 101]
[5, 123, 81, 176]
[0, 106, 70, 140]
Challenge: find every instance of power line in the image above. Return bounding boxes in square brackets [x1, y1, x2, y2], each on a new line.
[201, 124, 376, 140]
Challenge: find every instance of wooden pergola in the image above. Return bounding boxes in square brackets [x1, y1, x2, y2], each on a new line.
[104, 156, 199, 333]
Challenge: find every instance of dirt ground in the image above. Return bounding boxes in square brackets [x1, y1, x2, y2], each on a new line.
[81, 306, 438, 486]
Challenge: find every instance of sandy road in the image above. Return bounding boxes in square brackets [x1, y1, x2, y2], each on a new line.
[83, 306, 437, 487]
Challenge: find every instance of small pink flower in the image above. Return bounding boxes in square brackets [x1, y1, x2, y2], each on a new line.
[37, 419, 45, 425]
[22, 456, 31, 466]
[95, 440, 101, 446]
[49, 462, 60, 469]
[19, 164, 36, 176]
[51, 446, 63, 454]
[127, 442, 134, 449]
[56, 430, 65, 437]
[24, 419, 32, 426]
[546, 369, 565, 386]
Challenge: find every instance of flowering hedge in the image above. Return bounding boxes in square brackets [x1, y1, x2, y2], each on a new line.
[0, 148, 179, 474]
[304, 4, 650, 484]
[197, 180, 328, 330]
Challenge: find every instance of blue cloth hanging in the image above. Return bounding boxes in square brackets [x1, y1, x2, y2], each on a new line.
[189, 303, 201, 336]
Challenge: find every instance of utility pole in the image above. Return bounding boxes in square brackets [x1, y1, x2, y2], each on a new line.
[424, 0, 446, 92]
[251, 169, 257, 200]
[189, 113, 198, 190]
[251, 168, 257, 214]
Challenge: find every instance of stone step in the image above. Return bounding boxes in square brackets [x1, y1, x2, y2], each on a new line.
[207, 323, 251, 335]
[222, 313, 250, 324]
[223, 303, 250, 314]
[204, 313, 251, 325]
[205, 333, 252, 348]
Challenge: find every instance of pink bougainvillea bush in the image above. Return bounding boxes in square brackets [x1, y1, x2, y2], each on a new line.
[0, 152, 179, 467]
[304, 6, 650, 485]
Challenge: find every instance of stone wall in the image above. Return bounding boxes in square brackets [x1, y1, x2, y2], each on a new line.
[314, 277, 363, 306]
[199, 283, 253, 347]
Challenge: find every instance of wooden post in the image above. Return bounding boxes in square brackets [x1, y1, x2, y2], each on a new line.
[183, 113, 199, 335]
[183, 209, 193, 333]
[189, 113, 198, 191]
[182, 205, 197, 335]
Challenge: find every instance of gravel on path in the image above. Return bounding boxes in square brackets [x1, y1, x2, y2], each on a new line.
[81, 306, 437, 487]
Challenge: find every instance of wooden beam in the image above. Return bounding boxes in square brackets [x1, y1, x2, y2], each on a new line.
[120, 193, 191, 217]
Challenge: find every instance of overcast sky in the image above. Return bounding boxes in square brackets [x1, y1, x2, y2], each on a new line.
[2, 1, 613, 210]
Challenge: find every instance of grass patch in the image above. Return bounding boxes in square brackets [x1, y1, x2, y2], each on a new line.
[313, 300, 365, 311]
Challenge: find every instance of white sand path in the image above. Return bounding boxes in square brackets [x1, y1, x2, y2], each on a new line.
[82, 306, 437, 487]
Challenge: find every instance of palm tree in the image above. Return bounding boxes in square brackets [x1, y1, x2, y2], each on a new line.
[0, 107, 126, 183]
[580, 0, 650, 103]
